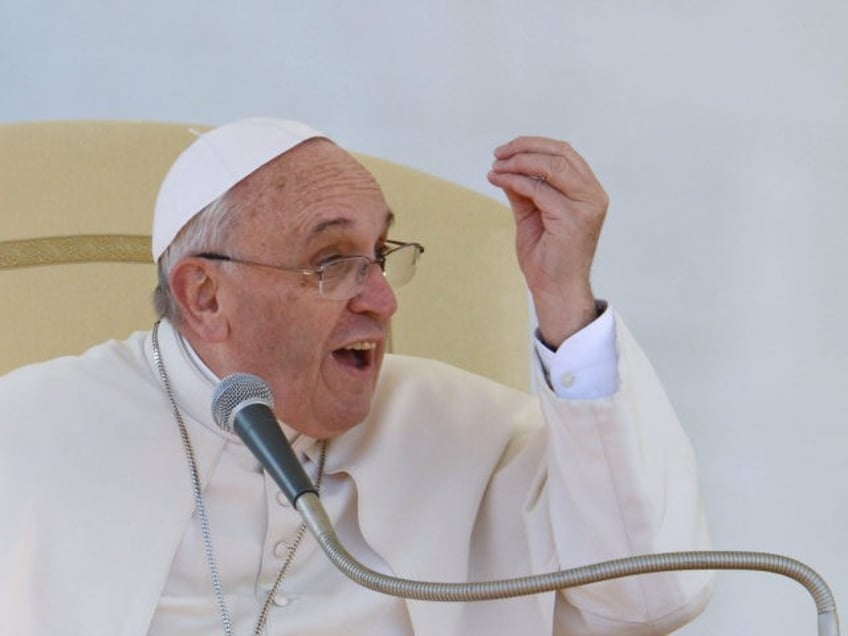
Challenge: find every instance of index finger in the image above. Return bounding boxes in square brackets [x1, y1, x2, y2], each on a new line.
[494, 136, 595, 179]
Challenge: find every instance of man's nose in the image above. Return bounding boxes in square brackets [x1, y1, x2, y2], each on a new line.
[348, 262, 398, 317]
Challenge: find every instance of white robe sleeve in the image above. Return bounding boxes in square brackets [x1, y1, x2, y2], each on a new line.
[524, 309, 714, 634]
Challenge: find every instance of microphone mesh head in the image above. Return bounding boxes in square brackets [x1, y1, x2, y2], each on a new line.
[211, 373, 274, 433]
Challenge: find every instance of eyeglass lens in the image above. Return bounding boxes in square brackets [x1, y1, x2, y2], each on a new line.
[320, 243, 420, 299]
[383, 243, 420, 287]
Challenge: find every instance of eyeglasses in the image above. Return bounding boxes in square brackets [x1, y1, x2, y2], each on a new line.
[195, 239, 424, 301]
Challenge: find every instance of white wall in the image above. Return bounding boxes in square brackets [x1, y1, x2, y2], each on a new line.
[2, 1, 845, 632]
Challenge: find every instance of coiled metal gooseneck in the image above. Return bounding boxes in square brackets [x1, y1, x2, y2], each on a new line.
[212, 373, 840, 636]
[295, 493, 839, 636]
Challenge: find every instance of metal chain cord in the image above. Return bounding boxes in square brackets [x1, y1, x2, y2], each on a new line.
[152, 321, 234, 636]
[152, 320, 327, 636]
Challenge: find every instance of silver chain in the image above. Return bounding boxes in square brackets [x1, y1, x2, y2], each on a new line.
[151, 320, 327, 636]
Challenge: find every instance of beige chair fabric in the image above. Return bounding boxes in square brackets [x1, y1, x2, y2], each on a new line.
[0, 120, 530, 390]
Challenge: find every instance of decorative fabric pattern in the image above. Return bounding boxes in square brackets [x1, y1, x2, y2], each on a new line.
[0, 234, 151, 268]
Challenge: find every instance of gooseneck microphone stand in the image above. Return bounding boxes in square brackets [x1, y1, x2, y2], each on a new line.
[212, 373, 840, 636]
[295, 492, 838, 636]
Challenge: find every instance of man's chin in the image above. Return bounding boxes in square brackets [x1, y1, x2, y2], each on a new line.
[295, 401, 372, 439]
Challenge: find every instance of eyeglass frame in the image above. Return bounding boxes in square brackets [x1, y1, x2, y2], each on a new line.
[193, 239, 424, 300]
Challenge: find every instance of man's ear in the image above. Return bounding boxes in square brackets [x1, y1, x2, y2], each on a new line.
[169, 258, 229, 342]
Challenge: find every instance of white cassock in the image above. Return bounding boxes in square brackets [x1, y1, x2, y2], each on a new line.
[0, 308, 712, 635]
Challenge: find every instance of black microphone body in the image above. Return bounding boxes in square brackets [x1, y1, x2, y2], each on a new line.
[232, 402, 318, 506]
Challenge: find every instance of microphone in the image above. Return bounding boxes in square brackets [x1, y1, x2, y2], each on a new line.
[211, 373, 840, 636]
[211, 372, 317, 506]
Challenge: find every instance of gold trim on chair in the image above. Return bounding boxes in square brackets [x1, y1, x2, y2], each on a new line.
[0, 235, 152, 269]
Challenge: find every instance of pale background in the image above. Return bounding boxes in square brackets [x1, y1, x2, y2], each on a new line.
[2, 1, 845, 633]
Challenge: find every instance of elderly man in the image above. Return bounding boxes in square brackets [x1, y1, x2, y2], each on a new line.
[0, 118, 712, 635]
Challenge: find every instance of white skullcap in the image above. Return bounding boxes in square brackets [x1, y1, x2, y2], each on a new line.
[152, 117, 326, 261]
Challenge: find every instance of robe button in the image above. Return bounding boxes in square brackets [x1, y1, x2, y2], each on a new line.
[559, 373, 576, 388]
[276, 491, 290, 507]
[273, 595, 291, 607]
[273, 540, 291, 558]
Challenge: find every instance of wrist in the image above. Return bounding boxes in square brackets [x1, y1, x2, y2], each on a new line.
[534, 290, 599, 349]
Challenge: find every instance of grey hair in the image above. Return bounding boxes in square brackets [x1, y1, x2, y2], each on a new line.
[152, 189, 242, 324]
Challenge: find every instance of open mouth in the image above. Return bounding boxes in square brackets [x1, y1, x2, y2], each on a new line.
[332, 341, 377, 370]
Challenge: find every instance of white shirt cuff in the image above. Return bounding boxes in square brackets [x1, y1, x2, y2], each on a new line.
[533, 301, 619, 399]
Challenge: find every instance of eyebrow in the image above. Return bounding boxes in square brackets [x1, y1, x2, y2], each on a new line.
[309, 209, 395, 237]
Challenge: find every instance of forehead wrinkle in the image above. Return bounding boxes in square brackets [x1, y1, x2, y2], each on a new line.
[310, 217, 353, 237]
[305, 209, 394, 240]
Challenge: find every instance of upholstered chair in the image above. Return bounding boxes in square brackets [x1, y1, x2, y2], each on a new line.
[0, 120, 529, 390]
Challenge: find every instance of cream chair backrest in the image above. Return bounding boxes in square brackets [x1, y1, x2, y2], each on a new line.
[0, 120, 530, 390]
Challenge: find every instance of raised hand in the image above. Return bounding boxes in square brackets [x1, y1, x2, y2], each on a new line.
[488, 136, 609, 348]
